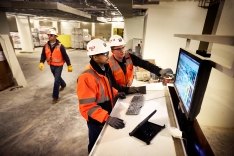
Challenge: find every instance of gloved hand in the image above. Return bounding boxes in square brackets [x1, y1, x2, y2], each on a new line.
[113, 92, 126, 104]
[68, 65, 73, 72]
[117, 92, 126, 99]
[159, 68, 173, 77]
[39, 63, 44, 71]
[127, 87, 139, 94]
[106, 116, 125, 129]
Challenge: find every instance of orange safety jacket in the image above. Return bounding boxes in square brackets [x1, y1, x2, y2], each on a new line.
[45, 43, 65, 66]
[109, 52, 134, 87]
[77, 65, 118, 124]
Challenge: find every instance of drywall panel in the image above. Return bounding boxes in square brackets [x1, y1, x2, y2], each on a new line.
[143, 1, 206, 71]
[95, 23, 111, 41]
[124, 16, 144, 50]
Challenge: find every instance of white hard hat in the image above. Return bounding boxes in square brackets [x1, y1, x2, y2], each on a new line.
[109, 35, 125, 47]
[87, 38, 111, 56]
[47, 29, 57, 36]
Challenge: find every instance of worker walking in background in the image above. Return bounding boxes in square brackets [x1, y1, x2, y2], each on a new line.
[109, 35, 173, 87]
[77, 38, 125, 153]
[39, 28, 73, 103]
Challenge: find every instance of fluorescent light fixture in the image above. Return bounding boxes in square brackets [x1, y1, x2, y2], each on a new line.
[97, 17, 108, 23]
[111, 16, 124, 22]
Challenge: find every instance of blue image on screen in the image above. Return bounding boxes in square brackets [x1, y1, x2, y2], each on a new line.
[175, 52, 200, 112]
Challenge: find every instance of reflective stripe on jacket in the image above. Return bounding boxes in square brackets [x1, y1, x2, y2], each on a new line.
[77, 65, 118, 123]
[109, 52, 134, 86]
[45, 43, 65, 66]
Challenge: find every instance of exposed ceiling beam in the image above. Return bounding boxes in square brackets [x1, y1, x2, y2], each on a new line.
[109, 0, 133, 18]
[76, 8, 116, 11]
[0, 1, 91, 19]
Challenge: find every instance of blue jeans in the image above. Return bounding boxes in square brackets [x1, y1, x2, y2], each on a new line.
[50, 65, 66, 99]
[87, 122, 103, 153]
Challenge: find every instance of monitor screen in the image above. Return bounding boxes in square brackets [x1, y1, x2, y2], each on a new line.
[174, 51, 200, 112]
[174, 48, 212, 120]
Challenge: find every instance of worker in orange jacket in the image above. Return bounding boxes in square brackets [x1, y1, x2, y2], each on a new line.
[109, 35, 173, 88]
[39, 29, 72, 103]
[77, 38, 125, 153]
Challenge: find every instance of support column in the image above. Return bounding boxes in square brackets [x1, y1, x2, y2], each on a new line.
[15, 15, 34, 52]
[198, 1, 225, 51]
[91, 23, 95, 37]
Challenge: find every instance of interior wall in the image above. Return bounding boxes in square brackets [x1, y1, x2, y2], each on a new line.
[80, 22, 92, 35]
[197, 0, 234, 128]
[95, 23, 111, 40]
[60, 21, 80, 35]
[142, 1, 207, 70]
[141, 0, 233, 128]
[124, 16, 144, 50]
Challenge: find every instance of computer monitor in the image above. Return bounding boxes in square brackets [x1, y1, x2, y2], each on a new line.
[174, 48, 212, 121]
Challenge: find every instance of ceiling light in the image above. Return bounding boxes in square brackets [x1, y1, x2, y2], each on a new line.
[111, 17, 124, 22]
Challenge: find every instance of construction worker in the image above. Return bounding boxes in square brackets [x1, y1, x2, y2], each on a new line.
[109, 35, 173, 87]
[39, 28, 72, 103]
[77, 38, 125, 153]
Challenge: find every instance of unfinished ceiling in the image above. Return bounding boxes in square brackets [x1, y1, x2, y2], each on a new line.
[0, 0, 159, 22]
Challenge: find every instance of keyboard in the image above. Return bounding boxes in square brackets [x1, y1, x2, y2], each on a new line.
[126, 95, 144, 115]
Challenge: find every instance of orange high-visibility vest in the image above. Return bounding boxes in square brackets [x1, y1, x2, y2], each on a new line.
[77, 65, 118, 123]
[45, 43, 65, 66]
[109, 53, 134, 87]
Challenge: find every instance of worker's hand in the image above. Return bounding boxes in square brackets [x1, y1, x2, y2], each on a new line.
[127, 87, 139, 94]
[113, 92, 126, 104]
[68, 65, 73, 72]
[106, 116, 125, 129]
[39, 63, 44, 71]
[159, 68, 173, 77]
[117, 92, 126, 99]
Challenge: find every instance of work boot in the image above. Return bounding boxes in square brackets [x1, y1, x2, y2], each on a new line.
[52, 98, 59, 104]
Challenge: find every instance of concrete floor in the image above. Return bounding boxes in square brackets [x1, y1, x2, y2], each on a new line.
[0, 48, 90, 156]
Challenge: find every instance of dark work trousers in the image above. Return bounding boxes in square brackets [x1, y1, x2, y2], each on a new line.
[87, 122, 103, 153]
[50, 65, 66, 99]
